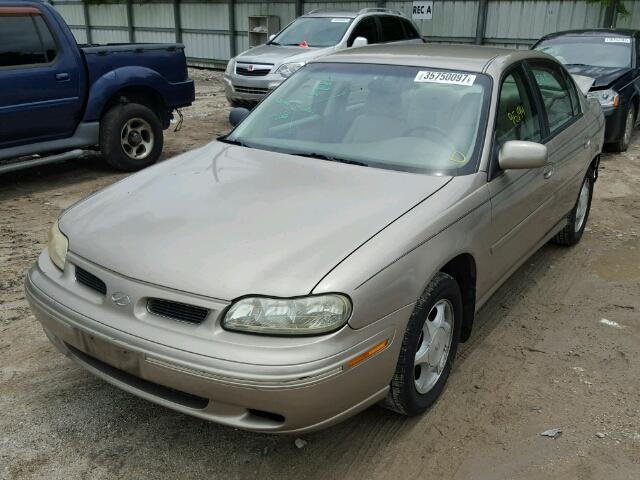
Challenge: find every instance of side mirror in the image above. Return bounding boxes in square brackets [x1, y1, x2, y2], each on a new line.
[229, 107, 250, 127]
[498, 140, 548, 170]
[269, 34, 276, 42]
[352, 36, 368, 48]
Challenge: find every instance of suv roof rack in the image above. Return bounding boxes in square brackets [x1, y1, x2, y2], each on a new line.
[306, 8, 353, 15]
[357, 7, 405, 16]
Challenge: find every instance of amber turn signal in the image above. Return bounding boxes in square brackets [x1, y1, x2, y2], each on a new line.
[347, 339, 389, 368]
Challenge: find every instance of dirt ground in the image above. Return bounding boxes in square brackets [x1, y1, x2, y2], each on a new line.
[1, 69, 639, 480]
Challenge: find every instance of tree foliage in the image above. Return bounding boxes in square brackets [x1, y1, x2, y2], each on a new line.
[586, 0, 630, 17]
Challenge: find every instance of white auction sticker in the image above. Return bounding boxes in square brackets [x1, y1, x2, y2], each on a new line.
[331, 18, 350, 22]
[414, 71, 476, 86]
[605, 37, 631, 43]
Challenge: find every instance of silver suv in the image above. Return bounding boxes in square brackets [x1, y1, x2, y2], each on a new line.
[223, 8, 424, 106]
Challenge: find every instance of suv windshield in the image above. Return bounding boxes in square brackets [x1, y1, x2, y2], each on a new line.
[271, 17, 353, 47]
[535, 35, 632, 69]
[225, 63, 491, 175]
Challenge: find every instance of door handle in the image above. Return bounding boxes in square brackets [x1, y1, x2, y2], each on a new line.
[543, 165, 554, 179]
[55, 72, 70, 81]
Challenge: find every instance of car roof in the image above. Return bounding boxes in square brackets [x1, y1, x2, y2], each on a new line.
[314, 43, 550, 75]
[539, 28, 638, 41]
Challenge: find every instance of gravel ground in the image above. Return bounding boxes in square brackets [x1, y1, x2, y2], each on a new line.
[1, 70, 639, 479]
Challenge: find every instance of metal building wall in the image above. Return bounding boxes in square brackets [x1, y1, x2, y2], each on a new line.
[50, 0, 634, 69]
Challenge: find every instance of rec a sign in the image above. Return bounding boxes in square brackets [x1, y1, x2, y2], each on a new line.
[412, 0, 433, 20]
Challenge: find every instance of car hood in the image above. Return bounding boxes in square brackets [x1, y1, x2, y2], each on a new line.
[565, 65, 632, 89]
[235, 44, 334, 66]
[60, 142, 452, 300]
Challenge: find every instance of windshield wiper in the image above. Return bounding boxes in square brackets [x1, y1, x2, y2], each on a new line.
[268, 40, 280, 45]
[218, 137, 251, 148]
[293, 152, 368, 167]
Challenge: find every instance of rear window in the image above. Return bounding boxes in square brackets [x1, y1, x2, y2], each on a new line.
[379, 16, 405, 42]
[535, 35, 632, 69]
[0, 14, 57, 67]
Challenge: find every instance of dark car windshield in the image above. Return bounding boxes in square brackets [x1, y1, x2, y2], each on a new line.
[225, 63, 491, 176]
[535, 35, 632, 68]
[271, 17, 353, 47]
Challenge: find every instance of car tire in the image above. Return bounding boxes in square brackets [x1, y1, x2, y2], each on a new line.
[100, 103, 163, 172]
[611, 103, 635, 152]
[384, 272, 462, 416]
[552, 169, 594, 246]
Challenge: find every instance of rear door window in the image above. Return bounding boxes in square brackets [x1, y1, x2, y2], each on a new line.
[348, 17, 379, 46]
[530, 64, 576, 135]
[379, 16, 405, 43]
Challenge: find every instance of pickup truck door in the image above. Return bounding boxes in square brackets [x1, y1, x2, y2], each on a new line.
[0, 8, 84, 149]
[486, 64, 557, 287]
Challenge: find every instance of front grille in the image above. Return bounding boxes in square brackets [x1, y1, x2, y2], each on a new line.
[235, 64, 272, 76]
[66, 343, 209, 410]
[147, 298, 209, 324]
[234, 86, 269, 95]
[75, 266, 107, 295]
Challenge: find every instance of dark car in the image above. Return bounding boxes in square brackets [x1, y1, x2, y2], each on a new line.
[533, 29, 639, 151]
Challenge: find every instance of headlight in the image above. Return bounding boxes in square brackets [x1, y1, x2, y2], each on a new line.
[587, 89, 619, 108]
[276, 62, 305, 78]
[223, 294, 352, 335]
[225, 58, 235, 75]
[48, 220, 68, 271]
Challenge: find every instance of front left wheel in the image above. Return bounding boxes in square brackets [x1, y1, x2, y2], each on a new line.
[384, 272, 462, 416]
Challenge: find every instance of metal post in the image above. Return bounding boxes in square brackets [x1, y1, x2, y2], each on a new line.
[173, 0, 182, 43]
[603, 0, 619, 28]
[475, 0, 488, 45]
[126, 0, 135, 43]
[296, 0, 304, 17]
[228, 0, 236, 58]
[82, 0, 92, 45]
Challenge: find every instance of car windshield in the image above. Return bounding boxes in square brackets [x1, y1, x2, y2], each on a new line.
[535, 35, 632, 69]
[271, 17, 353, 47]
[225, 63, 491, 175]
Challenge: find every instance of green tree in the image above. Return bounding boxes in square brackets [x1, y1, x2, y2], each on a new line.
[586, 0, 630, 17]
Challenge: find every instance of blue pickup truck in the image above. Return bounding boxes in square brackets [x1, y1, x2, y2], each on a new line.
[0, 1, 194, 173]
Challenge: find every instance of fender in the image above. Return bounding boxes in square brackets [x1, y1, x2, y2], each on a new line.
[83, 66, 173, 122]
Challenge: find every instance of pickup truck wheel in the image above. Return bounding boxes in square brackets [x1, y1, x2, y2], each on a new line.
[552, 170, 594, 246]
[101, 103, 163, 171]
[384, 272, 462, 416]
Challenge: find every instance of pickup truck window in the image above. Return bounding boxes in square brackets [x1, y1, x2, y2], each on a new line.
[0, 15, 56, 67]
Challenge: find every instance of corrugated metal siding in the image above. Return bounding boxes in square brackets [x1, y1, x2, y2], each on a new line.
[132, 3, 174, 29]
[88, 4, 128, 27]
[54, 3, 85, 26]
[181, 2, 229, 30]
[51, 0, 637, 66]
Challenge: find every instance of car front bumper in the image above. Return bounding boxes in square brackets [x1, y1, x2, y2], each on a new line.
[223, 73, 283, 105]
[25, 252, 408, 433]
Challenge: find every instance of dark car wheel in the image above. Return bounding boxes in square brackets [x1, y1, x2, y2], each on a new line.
[552, 169, 594, 246]
[611, 103, 635, 152]
[384, 272, 462, 416]
[100, 103, 164, 172]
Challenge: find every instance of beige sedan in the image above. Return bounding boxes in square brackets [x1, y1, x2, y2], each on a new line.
[26, 44, 604, 433]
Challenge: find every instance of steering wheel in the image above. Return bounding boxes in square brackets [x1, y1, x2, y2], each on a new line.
[404, 125, 458, 147]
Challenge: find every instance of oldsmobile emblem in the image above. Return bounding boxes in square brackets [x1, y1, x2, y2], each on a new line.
[248, 64, 255, 72]
[111, 292, 131, 306]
